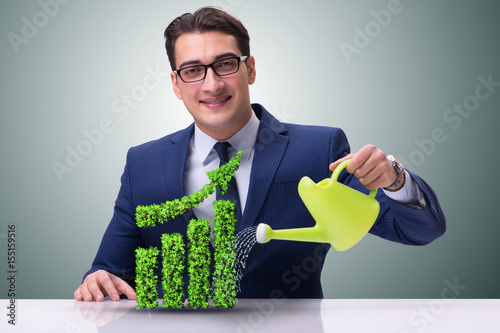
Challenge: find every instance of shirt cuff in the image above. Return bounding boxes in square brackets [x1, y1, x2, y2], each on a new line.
[382, 170, 427, 208]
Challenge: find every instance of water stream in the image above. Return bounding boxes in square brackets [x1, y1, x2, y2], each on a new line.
[235, 226, 258, 292]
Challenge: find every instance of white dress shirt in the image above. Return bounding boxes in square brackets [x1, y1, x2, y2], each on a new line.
[184, 111, 260, 235]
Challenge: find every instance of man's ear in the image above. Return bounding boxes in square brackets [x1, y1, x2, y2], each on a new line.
[246, 55, 256, 85]
[171, 72, 183, 100]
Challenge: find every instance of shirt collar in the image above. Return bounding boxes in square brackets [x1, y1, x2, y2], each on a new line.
[193, 110, 260, 165]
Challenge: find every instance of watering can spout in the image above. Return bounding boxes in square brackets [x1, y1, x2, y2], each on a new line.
[255, 160, 380, 251]
[256, 223, 327, 245]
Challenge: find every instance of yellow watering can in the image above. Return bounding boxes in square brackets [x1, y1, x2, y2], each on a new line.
[256, 160, 380, 251]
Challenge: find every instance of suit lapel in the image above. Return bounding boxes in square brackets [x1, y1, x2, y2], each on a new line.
[241, 105, 289, 231]
[163, 124, 197, 226]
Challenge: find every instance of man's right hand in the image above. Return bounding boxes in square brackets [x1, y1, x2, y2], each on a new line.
[74, 270, 136, 302]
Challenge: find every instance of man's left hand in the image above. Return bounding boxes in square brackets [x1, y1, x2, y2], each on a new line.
[329, 144, 403, 191]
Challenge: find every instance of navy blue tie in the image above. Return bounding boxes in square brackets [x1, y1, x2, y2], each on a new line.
[214, 142, 242, 224]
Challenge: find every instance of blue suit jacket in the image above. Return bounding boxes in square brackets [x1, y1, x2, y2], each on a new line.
[84, 104, 446, 298]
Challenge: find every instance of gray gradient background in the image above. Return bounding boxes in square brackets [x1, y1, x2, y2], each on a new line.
[1, 0, 499, 299]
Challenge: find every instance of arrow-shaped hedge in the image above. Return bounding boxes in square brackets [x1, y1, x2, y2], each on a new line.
[135, 151, 242, 228]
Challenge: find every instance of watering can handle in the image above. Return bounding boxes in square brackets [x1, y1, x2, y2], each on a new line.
[331, 159, 378, 199]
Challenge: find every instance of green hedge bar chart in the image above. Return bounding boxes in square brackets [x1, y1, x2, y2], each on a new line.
[135, 247, 160, 309]
[134, 152, 242, 309]
[161, 233, 185, 309]
[213, 200, 238, 308]
[186, 218, 212, 309]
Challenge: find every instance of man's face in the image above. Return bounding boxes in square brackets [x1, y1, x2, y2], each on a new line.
[171, 31, 256, 141]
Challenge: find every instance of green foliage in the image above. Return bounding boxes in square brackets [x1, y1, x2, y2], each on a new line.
[135, 247, 160, 309]
[161, 233, 185, 309]
[135, 151, 242, 228]
[187, 219, 211, 309]
[206, 151, 242, 195]
[212, 200, 238, 308]
[134, 150, 243, 310]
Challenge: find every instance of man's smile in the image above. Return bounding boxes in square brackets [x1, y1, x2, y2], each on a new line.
[200, 96, 232, 106]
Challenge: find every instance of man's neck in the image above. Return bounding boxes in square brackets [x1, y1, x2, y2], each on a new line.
[196, 107, 253, 141]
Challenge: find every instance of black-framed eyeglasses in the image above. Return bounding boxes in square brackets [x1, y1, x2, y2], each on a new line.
[175, 56, 248, 83]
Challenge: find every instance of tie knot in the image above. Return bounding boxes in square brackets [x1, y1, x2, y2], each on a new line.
[214, 141, 232, 165]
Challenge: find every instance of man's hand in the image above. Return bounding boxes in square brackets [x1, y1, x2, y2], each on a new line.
[329, 144, 403, 191]
[74, 270, 136, 302]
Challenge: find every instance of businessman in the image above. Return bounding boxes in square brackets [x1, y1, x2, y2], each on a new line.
[75, 7, 445, 302]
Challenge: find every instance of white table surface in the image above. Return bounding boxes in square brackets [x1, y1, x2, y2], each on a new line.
[2, 298, 499, 332]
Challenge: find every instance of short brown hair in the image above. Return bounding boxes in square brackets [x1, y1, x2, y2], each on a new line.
[164, 7, 250, 70]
